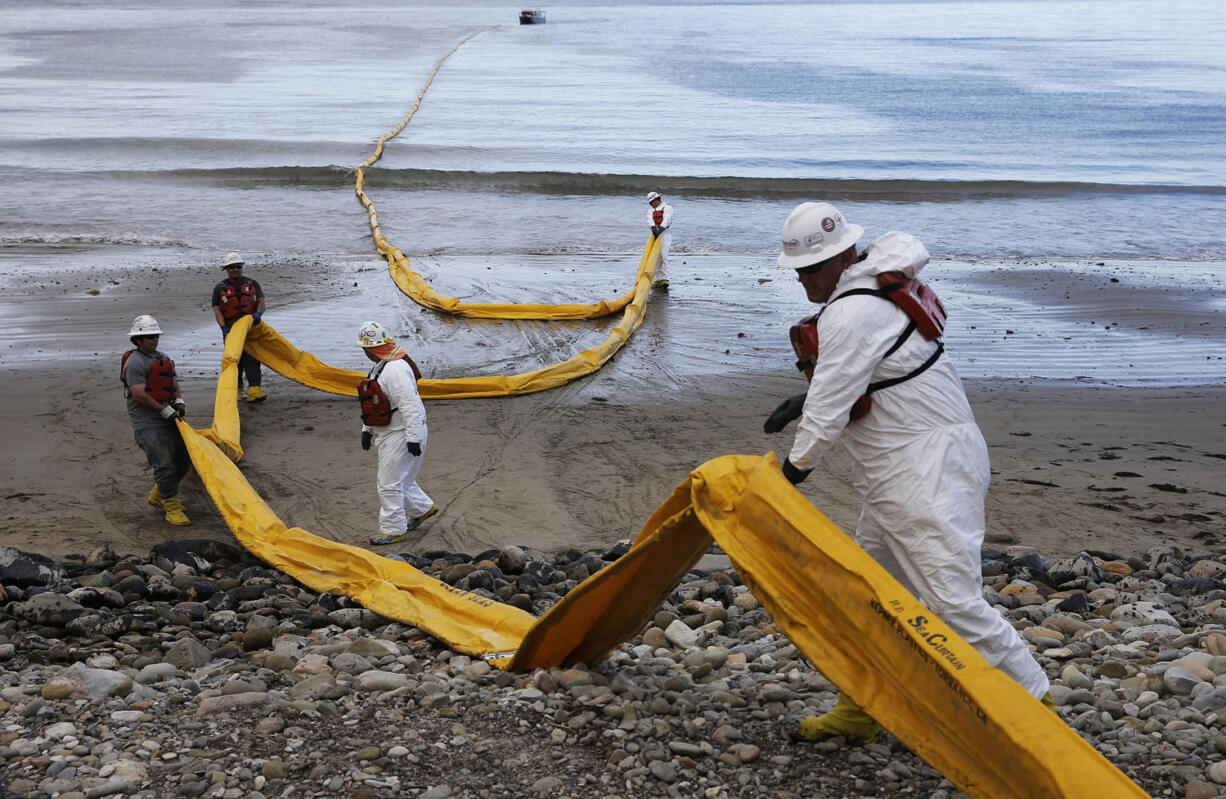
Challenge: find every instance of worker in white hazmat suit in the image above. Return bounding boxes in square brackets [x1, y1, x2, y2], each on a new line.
[355, 321, 438, 546]
[765, 202, 1051, 744]
[646, 191, 673, 289]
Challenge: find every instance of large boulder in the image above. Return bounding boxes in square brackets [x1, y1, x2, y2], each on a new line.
[13, 592, 85, 626]
[0, 547, 64, 587]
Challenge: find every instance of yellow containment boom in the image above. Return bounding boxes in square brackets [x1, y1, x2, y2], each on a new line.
[236, 235, 659, 403]
[182, 399, 1144, 798]
[355, 26, 644, 320]
[198, 314, 255, 463]
[510, 454, 1149, 799]
[180, 420, 534, 654]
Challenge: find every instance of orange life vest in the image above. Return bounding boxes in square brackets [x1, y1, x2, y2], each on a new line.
[217, 280, 259, 321]
[652, 208, 665, 226]
[120, 350, 179, 402]
[357, 349, 421, 427]
[789, 271, 946, 422]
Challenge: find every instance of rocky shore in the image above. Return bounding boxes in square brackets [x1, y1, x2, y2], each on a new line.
[5, 539, 1226, 798]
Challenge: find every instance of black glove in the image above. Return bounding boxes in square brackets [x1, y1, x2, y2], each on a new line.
[360, 431, 372, 451]
[407, 442, 422, 457]
[764, 392, 807, 434]
[252, 312, 263, 326]
[221, 323, 232, 336]
[650, 225, 662, 237]
[170, 399, 186, 419]
[781, 458, 812, 485]
[159, 405, 181, 420]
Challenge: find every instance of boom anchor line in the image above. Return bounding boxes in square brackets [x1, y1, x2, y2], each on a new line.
[174, 32, 1146, 799]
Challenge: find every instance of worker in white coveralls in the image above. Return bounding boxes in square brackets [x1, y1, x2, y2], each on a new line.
[764, 202, 1052, 744]
[355, 321, 439, 546]
[646, 191, 672, 290]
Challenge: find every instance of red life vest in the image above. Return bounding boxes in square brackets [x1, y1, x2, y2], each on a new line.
[357, 349, 421, 426]
[120, 350, 179, 402]
[652, 208, 665, 226]
[874, 271, 947, 339]
[789, 271, 946, 422]
[217, 280, 259, 321]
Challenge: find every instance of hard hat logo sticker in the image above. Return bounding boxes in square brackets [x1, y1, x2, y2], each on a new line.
[821, 217, 836, 233]
[804, 233, 824, 247]
[782, 238, 800, 250]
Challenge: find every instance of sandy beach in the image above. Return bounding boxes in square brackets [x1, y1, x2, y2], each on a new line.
[1, 247, 1223, 563]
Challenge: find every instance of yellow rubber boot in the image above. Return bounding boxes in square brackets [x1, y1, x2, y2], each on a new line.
[147, 485, 164, 509]
[161, 495, 191, 526]
[246, 386, 268, 403]
[790, 693, 882, 745]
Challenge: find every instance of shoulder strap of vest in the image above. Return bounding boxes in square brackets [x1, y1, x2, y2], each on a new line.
[829, 284, 944, 393]
[828, 286, 918, 357]
[880, 320, 916, 360]
[866, 341, 945, 395]
[368, 346, 406, 382]
[828, 287, 886, 304]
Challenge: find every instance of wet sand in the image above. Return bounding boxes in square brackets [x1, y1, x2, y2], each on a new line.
[1, 246, 1223, 561]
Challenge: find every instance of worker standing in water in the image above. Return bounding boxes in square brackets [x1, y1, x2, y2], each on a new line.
[646, 191, 673, 290]
[764, 202, 1052, 743]
[356, 321, 439, 546]
[122, 314, 192, 526]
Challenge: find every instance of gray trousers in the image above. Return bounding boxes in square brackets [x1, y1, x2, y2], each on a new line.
[134, 423, 191, 498]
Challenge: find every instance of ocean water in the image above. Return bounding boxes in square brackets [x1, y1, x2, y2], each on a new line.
[2, 0, 1224, 383]
[2, 0, 1225, 258]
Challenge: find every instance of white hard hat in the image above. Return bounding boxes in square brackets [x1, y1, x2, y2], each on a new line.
[222, 252, 245, 269]
[356, 320, 393, 348]
[127, 314, 163, 338]
[778, 202, 864, 269]
[646, 191, 661, 203]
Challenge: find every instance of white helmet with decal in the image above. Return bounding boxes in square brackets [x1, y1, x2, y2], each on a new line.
[356, 320, 394, 348]
[778, 202, 864, 269]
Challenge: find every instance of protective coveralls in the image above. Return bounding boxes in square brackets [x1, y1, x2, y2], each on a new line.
[363, 356, 434, 537]
[789, 231, 1050, 700]
[647, 200, 673, 286]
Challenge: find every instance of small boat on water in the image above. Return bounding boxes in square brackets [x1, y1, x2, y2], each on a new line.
[519, 9, 546, 24]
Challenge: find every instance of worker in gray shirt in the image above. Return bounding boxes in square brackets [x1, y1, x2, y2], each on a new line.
[121, 314, 192, 525]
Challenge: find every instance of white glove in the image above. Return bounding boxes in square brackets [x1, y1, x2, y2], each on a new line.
[160, 404, 181, 420]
